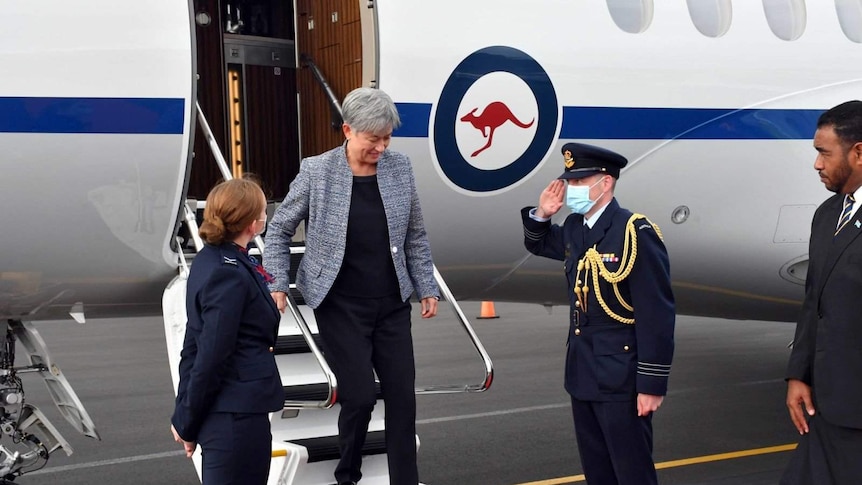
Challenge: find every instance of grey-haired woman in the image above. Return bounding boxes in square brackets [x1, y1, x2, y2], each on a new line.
[264, 87, 439, 485]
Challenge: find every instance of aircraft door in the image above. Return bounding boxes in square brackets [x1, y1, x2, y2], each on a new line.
[189, 0, 301, 200]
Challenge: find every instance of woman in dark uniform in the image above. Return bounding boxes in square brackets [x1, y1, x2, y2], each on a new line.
[171, 178, 284, 485]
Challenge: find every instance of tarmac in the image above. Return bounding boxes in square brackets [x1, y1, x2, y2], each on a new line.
[17, 301, 799, 484]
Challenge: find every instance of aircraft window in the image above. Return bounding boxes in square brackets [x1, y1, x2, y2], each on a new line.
[836, 0, 862, 43]
[686, 0, 732, 38]
[606, 0, 654, 34]
[762, 0, 807, 41]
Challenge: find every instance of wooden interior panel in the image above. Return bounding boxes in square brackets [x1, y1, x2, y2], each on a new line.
[189, 0, 228, 199]
[296, 0, 363, 160]
[244, 64, 299, 199]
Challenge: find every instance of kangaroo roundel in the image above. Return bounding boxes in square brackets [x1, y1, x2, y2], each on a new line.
[460, 101, 535, 158]
[432, 46, 559, 193]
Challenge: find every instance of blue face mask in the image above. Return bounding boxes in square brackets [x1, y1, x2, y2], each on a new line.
[566, 178, 605, 215]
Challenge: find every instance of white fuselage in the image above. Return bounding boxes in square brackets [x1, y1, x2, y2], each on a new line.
[3, 1, 860, 322]
[378, 1, 860, 321]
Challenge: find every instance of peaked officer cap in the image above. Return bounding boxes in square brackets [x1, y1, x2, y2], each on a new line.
[559, 142, 628, 180]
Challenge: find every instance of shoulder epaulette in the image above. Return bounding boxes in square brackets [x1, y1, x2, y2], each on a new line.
[629, 213, 663, 241]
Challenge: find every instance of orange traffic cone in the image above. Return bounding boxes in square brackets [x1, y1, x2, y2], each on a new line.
[477, 301, 500, 319]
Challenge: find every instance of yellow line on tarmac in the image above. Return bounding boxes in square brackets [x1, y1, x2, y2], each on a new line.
[654, 443, 796, 469]
[514, 443, 797, 485]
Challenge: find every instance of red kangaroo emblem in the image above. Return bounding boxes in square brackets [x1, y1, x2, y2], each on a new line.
[460, 101, 535, 157]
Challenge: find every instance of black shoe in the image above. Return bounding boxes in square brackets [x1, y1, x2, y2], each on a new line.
[336, 482, 357, 485]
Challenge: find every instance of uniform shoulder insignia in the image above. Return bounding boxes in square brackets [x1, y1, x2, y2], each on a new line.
[629, 214, 663, 241]
[222, 256, 238, 266]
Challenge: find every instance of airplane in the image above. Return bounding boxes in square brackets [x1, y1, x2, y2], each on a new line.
[3, 0, 861, 482]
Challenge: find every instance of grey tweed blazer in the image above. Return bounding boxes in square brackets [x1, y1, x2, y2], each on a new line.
[263, 143, 438, 309]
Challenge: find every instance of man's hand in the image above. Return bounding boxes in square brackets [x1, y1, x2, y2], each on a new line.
[786, 378, 815, 434]
[420, 297, 438, 319]
[171, 424, 196, 458]
[536, 179, 566, 219]
[637, 393, 664, 416]
[271, 291, 287, 313]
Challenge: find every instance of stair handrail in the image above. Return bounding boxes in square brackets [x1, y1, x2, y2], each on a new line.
[195, 101, 233, 182]
[300, 53, 343, 129]
[415, 265, 494, 394]
[193, 102, 338, 409]
[280, 246, 338, 408]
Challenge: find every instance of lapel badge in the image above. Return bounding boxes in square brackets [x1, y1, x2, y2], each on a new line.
[855, 220, 861, 229]
[223, 256, 238, 266]
[601, 253, 619, 263]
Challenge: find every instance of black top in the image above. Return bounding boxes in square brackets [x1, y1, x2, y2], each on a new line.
[330, 174, 400, 298]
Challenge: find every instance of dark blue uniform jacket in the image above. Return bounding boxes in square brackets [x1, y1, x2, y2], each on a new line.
[521, 199, 675, 401]
[171, 243, 284, 442]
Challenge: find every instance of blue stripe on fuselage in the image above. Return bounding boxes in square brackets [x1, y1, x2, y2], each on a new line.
[0, 97, 185, 134]
[394, 103, 822, 140]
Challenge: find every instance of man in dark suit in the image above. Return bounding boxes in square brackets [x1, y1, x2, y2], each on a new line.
[521, 143, 675, 485]
[782, 100, 862, 485]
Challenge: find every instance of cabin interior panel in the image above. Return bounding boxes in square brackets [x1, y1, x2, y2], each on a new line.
[190, 0, 229, 199]
[244, 64, 299, 199]
[296, 0, 364, 159]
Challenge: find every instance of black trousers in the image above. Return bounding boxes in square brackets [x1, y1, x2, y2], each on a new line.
[780, 414, 862, 485]
[315, 293, 417, 485]
[197, 412, 272, 485]
[570, 397, 657, 485]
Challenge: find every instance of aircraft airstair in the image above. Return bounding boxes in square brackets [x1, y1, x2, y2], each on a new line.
[161, 103, 493, 485]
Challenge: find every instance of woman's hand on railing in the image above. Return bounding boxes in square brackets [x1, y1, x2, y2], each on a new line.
[270, 291, 287, 313]
[420, 296, 438, 319]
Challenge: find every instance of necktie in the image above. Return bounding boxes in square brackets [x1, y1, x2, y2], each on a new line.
[835, 194, 856, 235]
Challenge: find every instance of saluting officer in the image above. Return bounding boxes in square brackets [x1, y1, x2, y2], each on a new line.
[521, 142, 675, 485]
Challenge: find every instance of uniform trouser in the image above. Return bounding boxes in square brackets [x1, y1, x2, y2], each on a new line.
[315, 293, 418, 485]
[780, 414, 862, 485]
[197, 411, 272, 485]
[570, 397, 657, 485]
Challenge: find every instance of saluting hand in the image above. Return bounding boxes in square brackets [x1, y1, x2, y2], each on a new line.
[536, 179, 565, 219]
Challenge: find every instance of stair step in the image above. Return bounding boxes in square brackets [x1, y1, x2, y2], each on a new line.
[274, 333, 323, 355]
[290, 430, 387, 463]
[283, 381, 381, 403]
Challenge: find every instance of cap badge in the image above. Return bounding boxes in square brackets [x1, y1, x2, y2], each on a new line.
[563, 150, 575, 169]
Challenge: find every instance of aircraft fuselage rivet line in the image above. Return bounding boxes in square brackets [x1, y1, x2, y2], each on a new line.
[512, 443, 798, 485]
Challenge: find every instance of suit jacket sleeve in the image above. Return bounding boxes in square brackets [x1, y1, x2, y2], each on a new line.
[403, 165, 438, 299]
[521, 206, 566, 261]
[171, 266, 247, 441]
[785, 210, 820, 384]
[264, 161, 311, 293]
[628, 219, 675, 396]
